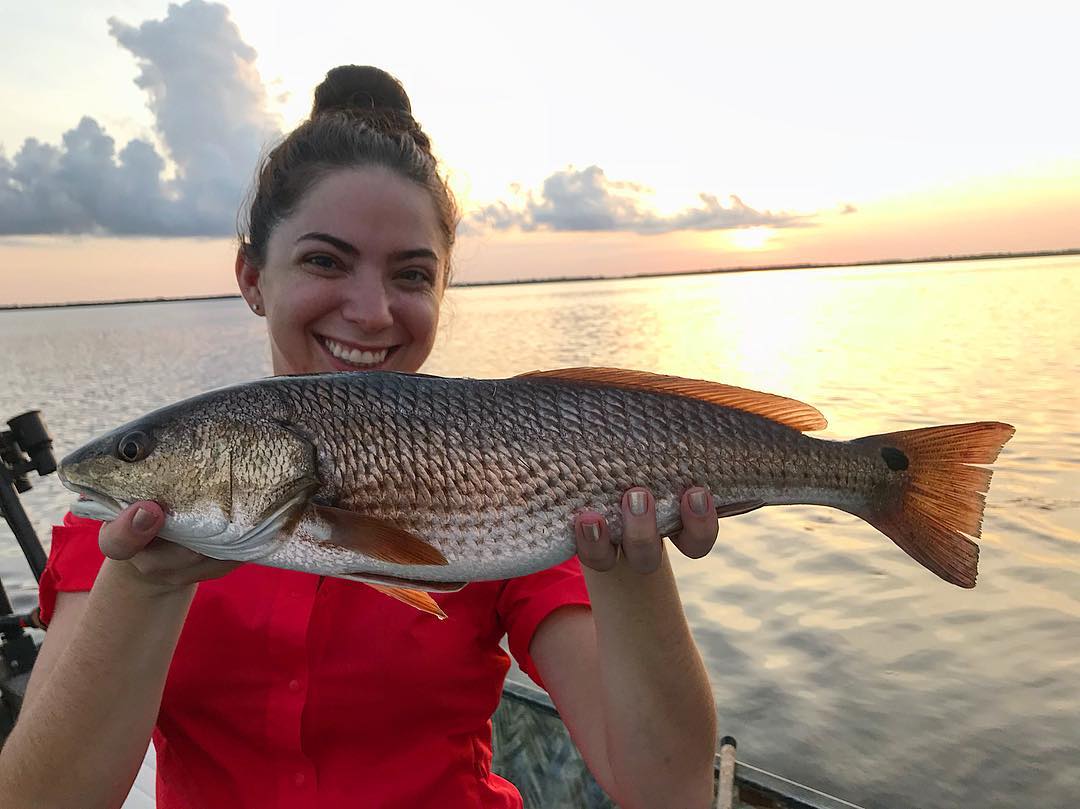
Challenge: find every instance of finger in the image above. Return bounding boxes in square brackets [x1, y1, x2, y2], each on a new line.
[128, 539, 214, 577]
[99, 501, 164, 560]
[127, 537, 242, 584]
[575, 512, 617, 572]
[620, 488, 662, 574]
[131, 550, 242, 586]
[671, 487, 720, 559]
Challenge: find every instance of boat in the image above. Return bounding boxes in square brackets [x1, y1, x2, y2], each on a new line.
[0, 409, 865, 808]
[493, 677, 864, 809]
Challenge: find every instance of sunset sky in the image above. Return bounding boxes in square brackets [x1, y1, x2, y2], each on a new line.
[1, 0, 1078, 305]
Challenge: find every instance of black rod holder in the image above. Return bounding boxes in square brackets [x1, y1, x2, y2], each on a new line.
[0, 410, 57, 676]
[0, 410, 54, 581]
[0, 470, 48, 582]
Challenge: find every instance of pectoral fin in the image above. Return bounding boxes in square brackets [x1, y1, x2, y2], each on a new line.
[311, 505, 449, 566]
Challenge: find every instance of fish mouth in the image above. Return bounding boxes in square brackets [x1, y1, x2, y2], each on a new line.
[65, 482, 127, 521]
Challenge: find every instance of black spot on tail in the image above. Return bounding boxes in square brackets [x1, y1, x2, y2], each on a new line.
[881, 446, 909, 471]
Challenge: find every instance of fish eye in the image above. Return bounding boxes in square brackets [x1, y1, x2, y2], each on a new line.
[116, 430, 154, 463]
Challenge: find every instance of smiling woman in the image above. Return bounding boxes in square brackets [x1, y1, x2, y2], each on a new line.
[233, 64, 458, 378]
[0, 65, 720, 809]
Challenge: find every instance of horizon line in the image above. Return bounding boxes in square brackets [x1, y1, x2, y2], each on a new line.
[2, 247, 1077, 312]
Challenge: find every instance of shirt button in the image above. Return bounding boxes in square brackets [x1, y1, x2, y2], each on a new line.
[294, 772, 306, 787]
[288, 679, 301, 692]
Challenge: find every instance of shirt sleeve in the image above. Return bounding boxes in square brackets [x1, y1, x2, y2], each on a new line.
[497, 556, 591, 690]
[37, 512, 108, 627]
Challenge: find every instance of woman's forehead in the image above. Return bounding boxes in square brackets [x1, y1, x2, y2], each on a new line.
[280, 166, 441, 253]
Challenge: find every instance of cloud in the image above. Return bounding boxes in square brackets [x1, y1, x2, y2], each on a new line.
[0, 0, 279, 236]
[471, 165, 804, 235]
[0, 4, 802, 241]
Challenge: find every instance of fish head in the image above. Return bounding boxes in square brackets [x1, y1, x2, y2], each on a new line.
[59, 392, 318, 558]
[60, 403, 238, 539]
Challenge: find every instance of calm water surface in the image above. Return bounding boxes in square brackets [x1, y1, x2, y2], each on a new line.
[2, 255, 1078, 808]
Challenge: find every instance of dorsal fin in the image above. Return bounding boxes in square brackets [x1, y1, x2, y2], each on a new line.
[515, 367, 827, 432]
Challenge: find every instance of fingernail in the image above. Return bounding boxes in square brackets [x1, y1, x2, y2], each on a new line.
[689, 489, 708, 515]
[581, 521, 601, 543]
[628, 490, 647, 516]
[132, 507, 157, 533]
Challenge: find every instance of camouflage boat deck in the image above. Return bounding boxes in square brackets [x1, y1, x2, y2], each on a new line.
[493, 678, 866, 809]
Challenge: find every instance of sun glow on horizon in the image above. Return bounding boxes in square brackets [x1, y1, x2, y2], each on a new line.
[728, 227, 775, 251]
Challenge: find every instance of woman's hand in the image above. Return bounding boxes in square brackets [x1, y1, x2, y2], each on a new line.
[100, 501, 242, 593]
[544, 489, 720, 807]
[2, 500, 233, 808]
[573, 486, 719, 573]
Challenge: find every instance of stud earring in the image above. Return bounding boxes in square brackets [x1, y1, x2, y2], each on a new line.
[251, 302, 262, 314]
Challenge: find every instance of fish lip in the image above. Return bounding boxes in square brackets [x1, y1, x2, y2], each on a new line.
[62, 479, 126, 517]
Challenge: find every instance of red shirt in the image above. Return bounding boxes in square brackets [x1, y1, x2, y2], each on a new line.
[39, 512, 591, 809]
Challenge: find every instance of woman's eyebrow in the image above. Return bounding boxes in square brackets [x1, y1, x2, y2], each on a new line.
[390, 248, 439, 262]
[295, 234, 436, 263]
[296, 231, 359, 255]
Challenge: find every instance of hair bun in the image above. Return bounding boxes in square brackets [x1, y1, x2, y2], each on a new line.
[312, 65, 412, 117]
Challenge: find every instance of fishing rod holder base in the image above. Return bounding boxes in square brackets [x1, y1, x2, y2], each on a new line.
[0, 409, 54, 684]
[1, 411, 57, 494]
[0, 410, 55, 582]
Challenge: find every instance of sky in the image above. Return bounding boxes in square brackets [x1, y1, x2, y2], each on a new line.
[1, 0, 1078, 305]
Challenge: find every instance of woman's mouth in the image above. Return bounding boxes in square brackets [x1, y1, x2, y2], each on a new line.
[319, 337, 397, 370]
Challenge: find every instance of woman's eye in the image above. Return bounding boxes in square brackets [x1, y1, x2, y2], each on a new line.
[397, 267, 434, 285]
[304, 254, 339, 271]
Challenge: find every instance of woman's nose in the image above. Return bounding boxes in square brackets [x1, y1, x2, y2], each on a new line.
[340, 276, 394, 332]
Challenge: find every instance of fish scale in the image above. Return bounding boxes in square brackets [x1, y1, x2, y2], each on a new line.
[290, 377, 805, 546]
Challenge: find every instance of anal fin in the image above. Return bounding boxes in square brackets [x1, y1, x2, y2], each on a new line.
[658, 498, 767, 539]
[714, 499, 766, 519]
[365, 583, 448, 620]
[341, 571, 466, 593]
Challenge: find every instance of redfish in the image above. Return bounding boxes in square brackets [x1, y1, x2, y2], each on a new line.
[59, 368, 1014, 617]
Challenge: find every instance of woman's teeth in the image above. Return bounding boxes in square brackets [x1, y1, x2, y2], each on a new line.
[324, 339, 390, 367]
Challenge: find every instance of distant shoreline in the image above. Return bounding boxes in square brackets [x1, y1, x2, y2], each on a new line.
[2, 247, 1076, 311]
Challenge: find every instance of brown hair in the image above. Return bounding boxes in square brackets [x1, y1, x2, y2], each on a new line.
[238, 65, 458, 280]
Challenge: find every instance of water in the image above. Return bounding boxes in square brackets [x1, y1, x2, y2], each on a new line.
[2, 255, 1078, 807]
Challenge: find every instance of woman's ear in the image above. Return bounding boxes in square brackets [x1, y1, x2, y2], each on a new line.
[235, 248, 264, 315]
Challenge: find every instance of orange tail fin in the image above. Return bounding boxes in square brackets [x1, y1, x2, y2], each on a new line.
[855, 422, 1015, 588]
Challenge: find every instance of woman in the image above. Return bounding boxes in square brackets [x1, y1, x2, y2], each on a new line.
[0, 66, 718, 809]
